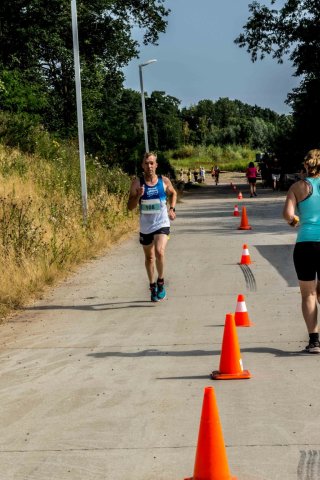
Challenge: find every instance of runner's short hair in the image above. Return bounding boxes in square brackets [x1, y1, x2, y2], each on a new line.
[143, 152, 157, 162]
[304, 149, 320, 177]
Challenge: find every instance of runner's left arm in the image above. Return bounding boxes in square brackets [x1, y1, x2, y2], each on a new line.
[163, 177, 177, 220]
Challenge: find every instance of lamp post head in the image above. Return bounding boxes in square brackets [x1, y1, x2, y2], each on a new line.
[138, 59, 157, 153]
[139, 59, 157, 68]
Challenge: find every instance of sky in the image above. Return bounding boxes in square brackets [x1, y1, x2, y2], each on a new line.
[123, 0, 299, 115]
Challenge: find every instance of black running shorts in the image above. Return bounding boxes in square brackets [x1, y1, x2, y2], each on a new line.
[248, 178, 256, 184]
[293, 242, 320, 281]
[139, 227, 170, 246]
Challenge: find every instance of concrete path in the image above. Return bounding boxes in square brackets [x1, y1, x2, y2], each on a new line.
[1, 177, 319, 480]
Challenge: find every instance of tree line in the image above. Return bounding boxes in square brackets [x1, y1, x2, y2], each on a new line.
[235, 0, 320, 168]
[0, 0, 317, 173]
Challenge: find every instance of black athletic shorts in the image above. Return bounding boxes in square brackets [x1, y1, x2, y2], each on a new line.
[293, 242, 320, 281]
[248, 178, 256, 184]
[139, 227, 170, 246]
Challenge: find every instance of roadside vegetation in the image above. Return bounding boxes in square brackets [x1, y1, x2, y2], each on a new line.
[0, 140, 136, 319]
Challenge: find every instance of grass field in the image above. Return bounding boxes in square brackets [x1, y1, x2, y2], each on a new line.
[167, 144, 256, 174]
[170, 157, 249, 173]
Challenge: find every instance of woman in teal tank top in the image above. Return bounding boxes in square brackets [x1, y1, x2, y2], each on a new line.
[283, 149, 320, 353]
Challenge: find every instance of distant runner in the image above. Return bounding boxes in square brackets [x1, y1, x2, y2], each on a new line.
[127, 152, 177, 302]
[212, 165, 220, 185]
[271, 157, 281, 191]
[246, 161, 258, 197]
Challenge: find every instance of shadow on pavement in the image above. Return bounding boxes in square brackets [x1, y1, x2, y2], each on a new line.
[254, 244, 297, 287]
[157, 375, 211, 380]
[23, 301, 154, 311]
[88, 346, 309, 359]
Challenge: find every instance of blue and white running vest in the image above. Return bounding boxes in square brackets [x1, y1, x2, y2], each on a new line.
[139, 176, 170, 234]
[297, 177, 320, 242]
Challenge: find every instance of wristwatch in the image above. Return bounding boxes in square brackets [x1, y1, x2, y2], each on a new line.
[169, 207, 176, 212]
[288, 215, 299, 226]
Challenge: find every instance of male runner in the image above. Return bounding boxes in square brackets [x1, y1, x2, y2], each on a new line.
[127, 152, 177, 302]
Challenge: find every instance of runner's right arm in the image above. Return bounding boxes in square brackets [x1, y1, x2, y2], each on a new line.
[127, 178, 144, 210]
[283, 184, 298, 225]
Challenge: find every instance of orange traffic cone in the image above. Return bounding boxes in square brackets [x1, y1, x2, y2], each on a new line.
[211, 313, 251, 380]
[237, 191, 242, 199]
[184, 386, 237, 480]
[233, 205, 240, 217]
[235, 294, 254, 327]
[238, 206, 252, 230]
[239, 243, 251, 265]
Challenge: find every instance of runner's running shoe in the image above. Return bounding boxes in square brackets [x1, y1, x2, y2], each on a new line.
[305, 341, 320, 354]
[150, 283, 158, 302]
[157, 280, 166, 301]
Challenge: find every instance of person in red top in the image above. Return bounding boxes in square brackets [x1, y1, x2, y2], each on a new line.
[246, 161, 258, 197]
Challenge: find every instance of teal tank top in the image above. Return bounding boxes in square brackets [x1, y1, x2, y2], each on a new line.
[296, 177, 320, 242]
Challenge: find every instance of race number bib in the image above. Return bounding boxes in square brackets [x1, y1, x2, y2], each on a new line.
[140, 198, 161, 214]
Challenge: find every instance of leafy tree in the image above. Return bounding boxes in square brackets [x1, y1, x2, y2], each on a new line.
[182, 121, 191, 145]
[235, 0, 320, 77]
[180, 105, 199, 143]
[213, 98, 239, 128]
[181, 96, 285, 149]
[0, 0, 169, 133]
[84, 87, 144, 171]
[146, 91, 182, 151]
[250, 117, 270, 149]
[198, 116, 210, 145]
[235, 0, 320, 164]
[0, 69, 48, 116]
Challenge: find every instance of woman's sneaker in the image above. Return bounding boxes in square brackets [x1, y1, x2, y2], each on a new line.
[157, 280, 166, 301]
[305, 341, 320, 354]
[150, 283, 158, 302]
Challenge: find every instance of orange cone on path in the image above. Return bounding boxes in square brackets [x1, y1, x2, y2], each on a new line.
[237, 191, 242, 200]
[235, 294, 254, 327]
[184, 386, 237, 480]
[238, 206, 252, 230]
[233, 205, 240, 217]
[240, 243, 251, 265]
[211, 313, 251, 380]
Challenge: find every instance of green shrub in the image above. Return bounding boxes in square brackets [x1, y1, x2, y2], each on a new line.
[0, 111, 44, 153]
[171, 145, 196, 159]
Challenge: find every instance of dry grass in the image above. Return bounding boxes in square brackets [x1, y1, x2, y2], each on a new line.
[0, 215, 138, 319]
[0, 144, 137, 321]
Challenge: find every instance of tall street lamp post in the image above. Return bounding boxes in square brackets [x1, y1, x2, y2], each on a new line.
[71, 0, 88, 224]
[139, 59, 157, 152]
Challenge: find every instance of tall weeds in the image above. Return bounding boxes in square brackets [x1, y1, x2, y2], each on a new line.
[0, 143, 136, 318]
